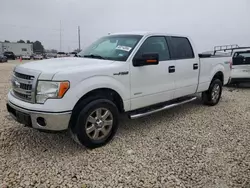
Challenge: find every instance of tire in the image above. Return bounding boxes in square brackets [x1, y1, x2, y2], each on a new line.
[202, 79, 222, 106]
[70, 98, 119, 149]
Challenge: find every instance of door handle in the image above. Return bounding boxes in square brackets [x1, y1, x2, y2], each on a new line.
[168, 66, 175, 73]
[193, 63, 198, 70]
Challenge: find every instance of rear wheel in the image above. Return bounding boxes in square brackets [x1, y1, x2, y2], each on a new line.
[70, 99, 119, 149]
[202, 79, 222, 106]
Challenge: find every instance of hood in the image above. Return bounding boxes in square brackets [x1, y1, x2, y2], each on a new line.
[18, 57, 115, 79]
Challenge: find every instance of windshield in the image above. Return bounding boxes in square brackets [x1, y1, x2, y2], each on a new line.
[78, 35, 142, 61]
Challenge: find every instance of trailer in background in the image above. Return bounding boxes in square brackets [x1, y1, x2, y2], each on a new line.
[0, 42, 33, 57]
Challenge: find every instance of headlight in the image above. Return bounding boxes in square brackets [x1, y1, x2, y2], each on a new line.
[36, 81, 70, 104]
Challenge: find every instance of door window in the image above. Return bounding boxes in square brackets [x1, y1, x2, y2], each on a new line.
[135, 36, 170, 61]
[170, 37, 194, 59]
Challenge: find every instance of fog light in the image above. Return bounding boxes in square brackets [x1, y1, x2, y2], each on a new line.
[37, 117, 46, 127]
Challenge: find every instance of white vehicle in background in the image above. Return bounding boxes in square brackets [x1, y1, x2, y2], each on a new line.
[57, 52, 66, 58]
[33, 53, 43, 60]
[7, 32, 231, 149]
[231, 49, 250, 84]
[212, 45, 250, 85]
[69, 52, 77, 57]
[45, 53, 56, 59]
[21, 54, 31, 60]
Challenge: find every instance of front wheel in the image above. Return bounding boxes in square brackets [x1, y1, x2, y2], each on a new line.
[202, 79, 222, 106]
[70, 99, 119, 149]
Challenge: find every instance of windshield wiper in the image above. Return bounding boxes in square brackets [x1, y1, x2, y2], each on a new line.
[83, 54, 106, 60]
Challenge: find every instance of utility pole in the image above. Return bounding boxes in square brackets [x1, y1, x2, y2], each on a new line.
[78, 26, 81, 51]
[60, 20, 62, 51]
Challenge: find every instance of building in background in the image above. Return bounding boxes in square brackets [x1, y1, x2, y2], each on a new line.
[0, 42, 33, 57]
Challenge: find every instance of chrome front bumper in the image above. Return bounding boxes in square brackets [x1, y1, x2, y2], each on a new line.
[7, 101, 71, 131]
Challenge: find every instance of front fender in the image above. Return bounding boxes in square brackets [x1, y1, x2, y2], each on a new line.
[68, 75, 130, 110]
[75, 76, 129, 99]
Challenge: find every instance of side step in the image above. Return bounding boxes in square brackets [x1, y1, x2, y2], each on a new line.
[129, 97, 197, 119]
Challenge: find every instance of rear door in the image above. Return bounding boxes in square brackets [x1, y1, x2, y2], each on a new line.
[167, 36, 199, 98]
[232, 51, 250, 79]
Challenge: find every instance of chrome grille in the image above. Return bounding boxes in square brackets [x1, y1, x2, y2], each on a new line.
[20, 83, 32, 90]
[13, 91, 32, 101]
[12, 71, 34, 103]
[14, 72, 34, 80]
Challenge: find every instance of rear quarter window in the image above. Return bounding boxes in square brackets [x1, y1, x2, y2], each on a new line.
[234, 52, 250, 58]
[170, 37, 194, 59]
[233, 51, 250, 65]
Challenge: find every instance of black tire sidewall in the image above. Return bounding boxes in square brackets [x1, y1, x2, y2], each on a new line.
[204, 79, 223, 105]
[73, 99, 119, 149]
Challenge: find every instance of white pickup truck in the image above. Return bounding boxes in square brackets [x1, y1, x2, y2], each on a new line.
[7, 32, 231, 148]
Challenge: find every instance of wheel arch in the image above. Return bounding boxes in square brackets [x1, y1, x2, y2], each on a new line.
[212, 71, 224, 84]
[73, 88, 125, 113]
[69, 87, 125, 131]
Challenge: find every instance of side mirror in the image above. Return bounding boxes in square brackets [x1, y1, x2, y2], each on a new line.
[133, 53, 159, 67]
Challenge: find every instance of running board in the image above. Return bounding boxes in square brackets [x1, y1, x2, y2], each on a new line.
[129, 97, 197, 119]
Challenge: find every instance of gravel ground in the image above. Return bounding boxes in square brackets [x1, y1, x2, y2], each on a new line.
[0, 62, 250, 188]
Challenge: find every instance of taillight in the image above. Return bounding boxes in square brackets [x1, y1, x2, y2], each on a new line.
[229, 59, 232, 69]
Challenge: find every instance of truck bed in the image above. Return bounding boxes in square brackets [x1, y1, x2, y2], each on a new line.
[197, 55, 231, 92]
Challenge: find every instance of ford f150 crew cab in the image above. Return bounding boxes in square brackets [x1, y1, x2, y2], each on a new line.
[7, 32, 231, 148]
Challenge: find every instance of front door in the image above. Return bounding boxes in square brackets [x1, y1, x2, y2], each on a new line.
[129, 36, 176, 110]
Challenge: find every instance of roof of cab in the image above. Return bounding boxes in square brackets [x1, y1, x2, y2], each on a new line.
[233, 48, 250, 53]
[109, 31, 188, 38]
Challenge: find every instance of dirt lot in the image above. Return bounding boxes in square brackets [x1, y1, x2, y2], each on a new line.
[0, 62, 250, 188]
